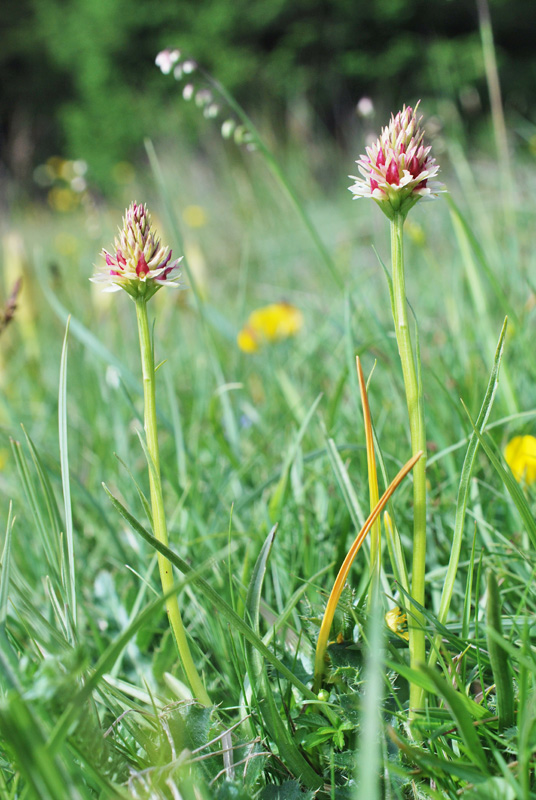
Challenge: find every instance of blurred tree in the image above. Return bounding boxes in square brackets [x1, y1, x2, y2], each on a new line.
[0, 0, 69, 186]
[1, 0, 534, 194]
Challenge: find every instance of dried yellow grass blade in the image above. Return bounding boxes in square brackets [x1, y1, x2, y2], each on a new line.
[356, 356, 381, 587]
[313, 449, 423, 692]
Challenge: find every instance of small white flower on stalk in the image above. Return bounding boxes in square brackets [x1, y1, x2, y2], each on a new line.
[155, 49, 180, 75]
[91, 202, 182, 300]
[349, 103, 444, 220]
[182, 83, 195, 101]
[356, 96, 374, 118]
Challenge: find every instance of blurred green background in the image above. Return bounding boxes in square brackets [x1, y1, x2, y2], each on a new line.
[2, 0, 536, 194]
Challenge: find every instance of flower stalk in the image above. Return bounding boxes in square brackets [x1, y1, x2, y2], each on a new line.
[390, 212, 427, 716]
[349, 105, 443, 715]
[136, 295, 211, 707]
[93, 202, 210, 705]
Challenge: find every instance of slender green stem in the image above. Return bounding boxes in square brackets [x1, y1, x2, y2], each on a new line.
[135, 295, 210, 706]
[200, 72, 344, 290]
[390, 214, 427, 716]
[476, 0, 515, 234]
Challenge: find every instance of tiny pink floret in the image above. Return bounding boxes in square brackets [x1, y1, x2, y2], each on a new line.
[136, 253, 149, 278]
[386, 159, 400, 185]
[408, 155, 420, 179]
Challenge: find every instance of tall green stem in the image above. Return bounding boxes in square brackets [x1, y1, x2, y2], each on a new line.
[135, 296, 210, 706]
[390, 214, 427, 716]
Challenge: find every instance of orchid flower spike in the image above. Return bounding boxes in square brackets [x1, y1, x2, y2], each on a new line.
[92, 202, 182, 300]
[349, 103, 444, 220]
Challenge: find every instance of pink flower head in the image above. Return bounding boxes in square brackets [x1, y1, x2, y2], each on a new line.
[91, 202, 182, 299]
[349, 103, 444, 219]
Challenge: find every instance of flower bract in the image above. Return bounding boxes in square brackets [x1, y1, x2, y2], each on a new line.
[349, 103, 444, 219]
[504, 435, 536, 485]
[92, 202, 182, 300]
[237, 302, 303, 353]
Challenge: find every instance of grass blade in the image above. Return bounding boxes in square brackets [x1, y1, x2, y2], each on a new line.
[21, 426, 63, 546]
[313, 449, 422, 692]
[387, 726, 486, 784]
[42, 282, 140, 394]
[0, 503, 14, 628]
[323, 431, 366, 531]
[165, 368, 188, 490]
[429, 317, 507, 666]
[419, 665, 488, 771]
[58, 316, 76, 631]
[187, 73, 343, 289]
[355, 592, 384, 800]
[10, 439, 61, 578]
[486, 571, 515, 731]
[0, 694, 91, 800]
[448, 204, 517, 414]
[356, 356, 381, 602]
[269, 393, 323, 521]
[461, 402, 536, 549]
[103, 484, 319, 702]
[245, 528, 322, 789]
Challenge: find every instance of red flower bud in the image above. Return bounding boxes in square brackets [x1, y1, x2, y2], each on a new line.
[408, 156, 421, 178]
[386, 159, 400, 185]
[136, 253, 149, 278]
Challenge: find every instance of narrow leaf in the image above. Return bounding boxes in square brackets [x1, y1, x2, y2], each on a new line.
[103, 485, 319, 702]
[461, 401, 536, 549]
[486, 571, 515, 730]
[356, 356, 381, 595]
[58, 316, 76, 629]
[245, 529, 323, 789]
[419, 665, 488, 771]
[429, 318, 507, 666]
[313, 450, 422, 691]
[0, 503, 14, 627]
[269, 393, 323, 521]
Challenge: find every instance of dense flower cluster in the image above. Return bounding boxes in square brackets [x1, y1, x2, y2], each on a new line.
[92, 203, 182, 299]
[349, 104, 443, 219]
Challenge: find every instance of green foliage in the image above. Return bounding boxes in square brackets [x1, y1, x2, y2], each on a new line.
[2, 56, 536, 796]
[3, 0, 536, 188]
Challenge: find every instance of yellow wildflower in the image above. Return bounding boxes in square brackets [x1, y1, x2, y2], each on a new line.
[385, 606, 409, 641]
[504, 435, 536, 484]
[237, 326, 259, 353]
[237, 302, 303, 353]
[182, 205, 207, 228]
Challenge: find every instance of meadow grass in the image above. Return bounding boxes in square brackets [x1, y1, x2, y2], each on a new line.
[1, 96, 536, 799]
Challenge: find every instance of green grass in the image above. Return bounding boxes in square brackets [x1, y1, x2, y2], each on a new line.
[1, 93, 536, 799]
